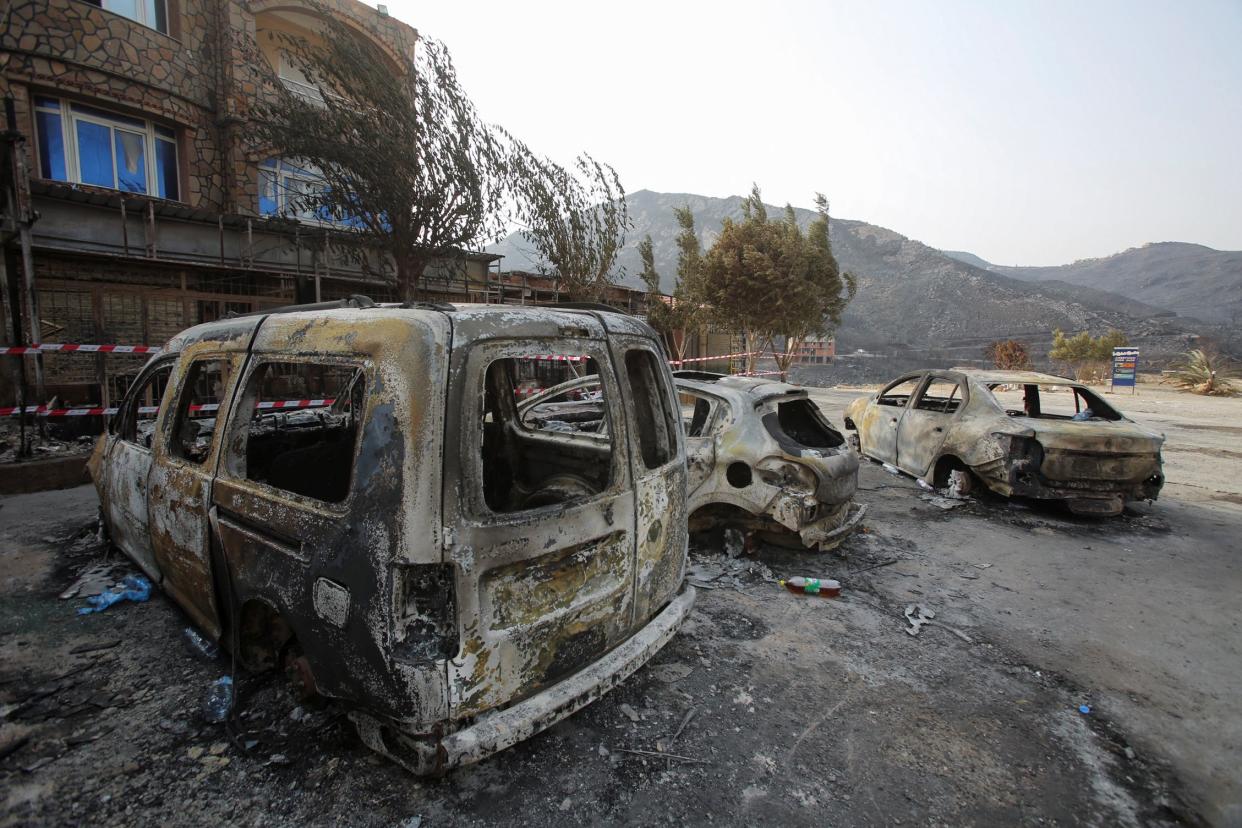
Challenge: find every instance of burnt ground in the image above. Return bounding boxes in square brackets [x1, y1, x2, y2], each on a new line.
[1, 382, 1238, 826]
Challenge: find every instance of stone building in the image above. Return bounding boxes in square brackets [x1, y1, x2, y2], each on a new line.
[0, 0, 507, 408]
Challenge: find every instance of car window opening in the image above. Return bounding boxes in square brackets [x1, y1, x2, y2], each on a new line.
[878, 378, 920, 407]
[989, 383, 1121, 422]
[242, 362, 365, 503]
[482, 355, 614, 513]
[171, 359, 230, 464]
[915, 380, 962, 414]
[774, 399, 844, 449]
[684, 395, 713, 437]
[625, 349, 677, 469]
[120, 363, 173, 447]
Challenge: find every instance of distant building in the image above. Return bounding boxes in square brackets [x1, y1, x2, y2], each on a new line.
[794, 336, 836, 364]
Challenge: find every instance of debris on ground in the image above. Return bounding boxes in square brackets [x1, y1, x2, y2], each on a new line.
[920, 494, 967, 510]
[75, 575, 151, 615]
[779, 576, 841, 597]
[58, 563, 123, 600]
[202, 676, 235, 724]
[903, 604, 936, 636]
[183, 628, 220, 662]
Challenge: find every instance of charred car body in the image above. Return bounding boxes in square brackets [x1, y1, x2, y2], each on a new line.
[844, 369, 1165, 516]
[89, 298, 695, 773]
[672, 371, 864, 550]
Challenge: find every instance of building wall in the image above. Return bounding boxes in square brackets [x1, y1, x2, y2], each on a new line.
[2, 0, 417, 214]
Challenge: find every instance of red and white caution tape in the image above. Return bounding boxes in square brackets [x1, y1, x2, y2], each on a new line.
[0, 342, 162, 355]
[1, 398, 336, 419]
[669, 350, 764, 366]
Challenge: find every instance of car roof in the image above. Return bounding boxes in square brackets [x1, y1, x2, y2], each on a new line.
[673, 371, 807, 402]
[948, 368, 1080, 386]
[166, 300, 651, 352]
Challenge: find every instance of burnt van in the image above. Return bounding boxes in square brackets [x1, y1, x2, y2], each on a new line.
[89, 297, 695, 773]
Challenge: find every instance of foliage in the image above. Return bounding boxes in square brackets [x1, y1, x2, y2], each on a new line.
[638, 210, 704, 362]
[1168, 348, 1239, 396]
[687, 186, 856, 375]
[508, 147, 629, 301]
[985, 339, 1033, 371]
[1049, 329, 1129, 381]
[250, 11, 508, 302]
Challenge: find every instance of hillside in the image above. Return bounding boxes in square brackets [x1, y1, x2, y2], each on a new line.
[947, 243, 1242, 323]
[490, 190, 1193, 351]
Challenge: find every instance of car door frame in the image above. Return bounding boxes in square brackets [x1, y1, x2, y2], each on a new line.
[863, 373, 925, 465]
[895, 373, 968, 477]
[611, 336, 688, 626]
[441, 334, 639, 720]
[146, 349, 244, 640]
[101, 353, 179, 583]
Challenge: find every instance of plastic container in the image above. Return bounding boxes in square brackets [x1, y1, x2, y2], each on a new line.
[779, 577, 841, 598]
[202, 675, 235, 723]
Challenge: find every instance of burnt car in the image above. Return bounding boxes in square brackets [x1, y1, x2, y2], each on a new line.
[843, 369, 1165, 516]
[89, 297, 695, 774]
[673, 371, 864, 550]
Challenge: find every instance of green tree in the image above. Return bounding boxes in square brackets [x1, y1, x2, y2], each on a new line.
[508, 146, 629, 301]
[639, 210, 704, 363]
[689, 186, 855, 376]
[251, 12, 509, 303]
[1049, 329, 1130, 381]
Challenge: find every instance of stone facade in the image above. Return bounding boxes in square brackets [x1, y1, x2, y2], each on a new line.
[2, 0, 417, 214]
[0, 0, 423, 406]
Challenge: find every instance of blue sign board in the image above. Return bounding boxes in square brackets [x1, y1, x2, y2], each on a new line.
[1111, 347, 1139, 390]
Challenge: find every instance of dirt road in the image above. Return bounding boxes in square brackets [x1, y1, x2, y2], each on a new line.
[0, 383, 1237, 826]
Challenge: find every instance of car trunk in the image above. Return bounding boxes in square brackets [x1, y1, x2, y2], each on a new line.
[1028, 421, 1164, 484]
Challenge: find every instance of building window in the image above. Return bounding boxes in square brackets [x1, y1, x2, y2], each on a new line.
[34, 97, 179, 200]
[259, 158, 360, 227]
[80, 0, 169, 35]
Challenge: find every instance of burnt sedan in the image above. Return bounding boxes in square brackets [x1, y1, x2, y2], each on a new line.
[843, 369, 1165, 516]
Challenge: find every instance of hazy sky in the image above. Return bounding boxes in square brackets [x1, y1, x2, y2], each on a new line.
[382, 0, 1241, 266]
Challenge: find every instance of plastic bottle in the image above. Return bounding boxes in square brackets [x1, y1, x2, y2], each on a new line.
[202, 675, 235, 723]
[779, 577, 841, 598]
[183, 627, 219, 662]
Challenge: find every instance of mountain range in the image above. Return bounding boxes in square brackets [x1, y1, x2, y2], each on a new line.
[489, 190, 1238, 354]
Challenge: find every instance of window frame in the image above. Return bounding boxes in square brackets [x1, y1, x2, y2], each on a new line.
[34, 96, 180, 201]
[912, 376, 966, 415]
[621, 345, 681, 470]
[259, 158, 361, 228]
[221, 356, 371, 510]
[79, 0, 170, 35]
[877, 374, 924, 408]
[115, 356, 177, 448]
[467, 340, 627, 520]
[165, 357, 231, 467]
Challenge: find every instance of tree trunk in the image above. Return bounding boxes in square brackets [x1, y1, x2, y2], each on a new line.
[396, 252, 430, 305]
[743, 330, 762, 375]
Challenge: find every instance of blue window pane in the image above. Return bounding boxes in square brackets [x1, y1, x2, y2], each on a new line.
[34, 96, 60, 109]
[70, 103, 146, 130]
[260, 157, 278, 170]
[156, 138, 178, 200]
[75, 120, 115, 187]
[154, 124, 175, 140]
[259, 170, 279, 215]
[115, 130, 147, 193]
[35, 110, 67, 181]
